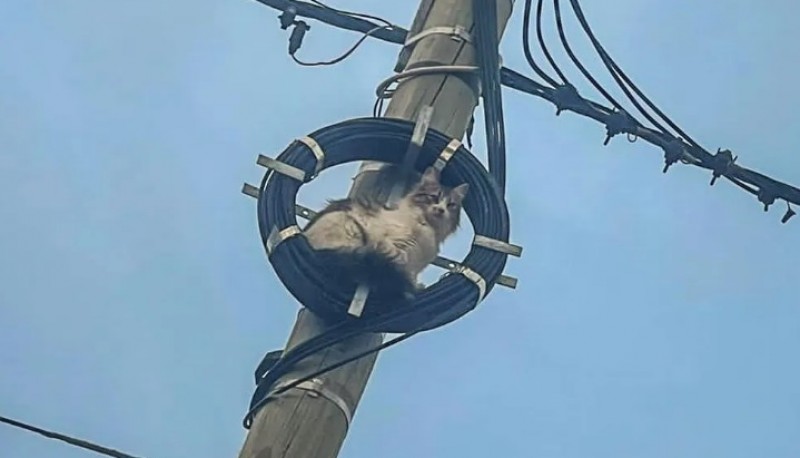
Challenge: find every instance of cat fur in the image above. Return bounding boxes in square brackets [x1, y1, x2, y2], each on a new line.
[302, 165, 469, 301]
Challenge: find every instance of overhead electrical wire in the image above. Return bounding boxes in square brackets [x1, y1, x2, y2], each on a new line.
[534, 0, 569, 86]
[522, 0, 560, 86]
[0, 414, 143, 458]
[565, 0, 701, 146]
[308, 0, 395, 28]
[550, 0, 624, 111]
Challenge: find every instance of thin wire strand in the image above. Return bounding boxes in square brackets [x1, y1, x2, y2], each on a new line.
[0, 414, 143, 458]
[292, 25, 390, 66]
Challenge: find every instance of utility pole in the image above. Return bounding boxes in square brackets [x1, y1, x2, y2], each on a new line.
[238, 1, 513, 457]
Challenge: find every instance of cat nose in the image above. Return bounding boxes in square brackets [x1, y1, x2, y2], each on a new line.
[433, 207, 445, 215]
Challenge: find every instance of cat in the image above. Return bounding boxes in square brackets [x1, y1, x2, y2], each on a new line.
[302, 165, 469, 302]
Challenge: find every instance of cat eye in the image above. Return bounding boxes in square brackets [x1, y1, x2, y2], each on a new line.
[447, 203, 458, 209]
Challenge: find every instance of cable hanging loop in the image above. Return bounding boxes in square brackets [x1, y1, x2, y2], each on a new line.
[375, 65, 480, 100]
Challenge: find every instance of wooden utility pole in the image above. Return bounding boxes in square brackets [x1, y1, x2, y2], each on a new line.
[238, 1, 513, 457]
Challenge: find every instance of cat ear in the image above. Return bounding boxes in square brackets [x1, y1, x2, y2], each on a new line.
[421, 166, 440, 183]
[450, 183, 469, 203]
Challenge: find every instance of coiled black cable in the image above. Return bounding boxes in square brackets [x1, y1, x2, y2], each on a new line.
[258, 117, 510, 330]
[245, 117, 512, 427]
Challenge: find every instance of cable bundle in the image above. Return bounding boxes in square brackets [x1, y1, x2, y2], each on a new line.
[245, 117, 514, 427]
[257, 117, 511, 334]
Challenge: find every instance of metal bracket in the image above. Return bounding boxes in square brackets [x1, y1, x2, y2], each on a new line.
[431, 256, 517, 289]
[296, 136, 326, 178]
[453, 265, 487, 302]
[396, 25, 473, 72]
[295, 203, 317, 220]
[386, 105, 434, 206]
[271, 377, 353, 428]
[242, 183, 260, 199]
[433, 139, 461, 173]
[266, 225, 302, 255]
[257, 154, 307, 182]
[404, 25, 472, 48]
[347, 284, 370, 317]
[473, 235, 523, 257]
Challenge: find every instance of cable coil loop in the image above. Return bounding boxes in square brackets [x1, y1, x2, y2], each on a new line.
[256, 117, 512, 334]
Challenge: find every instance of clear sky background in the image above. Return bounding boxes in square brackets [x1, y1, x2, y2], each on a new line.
[2, 1, 800, 457]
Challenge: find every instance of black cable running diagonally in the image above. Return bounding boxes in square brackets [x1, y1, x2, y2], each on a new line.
[567, 0, 704, 148]
[551, 0, 624, 111]
[0, 415, 143, 458]
[555, 0, 670, 134]
[522, 0, 560, 87]
[535, 0, 569, 86]
[309, 0, 395, 28]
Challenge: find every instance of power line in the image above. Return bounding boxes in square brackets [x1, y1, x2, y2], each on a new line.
[0, 414, 144, 458]
[522, 0, 560, 86]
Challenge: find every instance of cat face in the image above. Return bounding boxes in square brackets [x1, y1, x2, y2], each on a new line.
[410, 167, 469, 238]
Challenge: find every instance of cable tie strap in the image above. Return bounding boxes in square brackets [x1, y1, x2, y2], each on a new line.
[266, 225, 301, 255]
[454, 265, 487, 302]
[296, 136, 325, 178]
[295, 204, 318, 220]
[348, 284, 370, 317]
[433, 139, 461, 172]
[257, 154, 306, 182]
[241, 183, 259, 199]
[473, 235, 523, 257]
[271, 377, 353, 428]
[404, 25, 472, 48]
[433, 256, 517, 289]
[388, 106, 434, 206]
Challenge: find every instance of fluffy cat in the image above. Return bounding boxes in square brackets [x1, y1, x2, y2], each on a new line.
[303, 165, 469, 301]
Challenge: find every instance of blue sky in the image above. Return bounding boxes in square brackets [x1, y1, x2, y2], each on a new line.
[2, 1, 800, 457]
